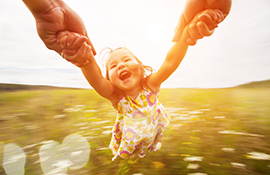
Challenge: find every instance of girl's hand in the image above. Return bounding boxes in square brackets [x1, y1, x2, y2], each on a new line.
[57, 31, 87, 50]
[57, 31, 93, 67]
[63, 42, 94, 67]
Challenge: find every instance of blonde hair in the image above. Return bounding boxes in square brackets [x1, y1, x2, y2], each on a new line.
[99, 47, 154, 89]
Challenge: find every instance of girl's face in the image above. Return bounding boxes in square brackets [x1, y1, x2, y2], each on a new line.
[106, 48, 142, 93]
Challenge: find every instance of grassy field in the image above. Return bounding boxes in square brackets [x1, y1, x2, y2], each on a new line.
[0, 83, 270, 175]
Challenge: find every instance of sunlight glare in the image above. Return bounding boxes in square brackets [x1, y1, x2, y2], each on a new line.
[147, 23, 165, 42]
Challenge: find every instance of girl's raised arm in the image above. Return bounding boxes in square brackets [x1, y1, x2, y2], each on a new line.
[79, 44, 115, 102]
[58, 31, 116, 102]
[147, 10, 218, 92]
[146, 25, 190, 92]
[81, 55, 116, 102]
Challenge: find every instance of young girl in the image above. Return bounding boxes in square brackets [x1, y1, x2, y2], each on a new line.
[57, 9, 225, 161]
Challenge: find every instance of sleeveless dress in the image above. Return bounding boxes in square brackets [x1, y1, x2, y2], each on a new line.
[109, 87, 170, 160]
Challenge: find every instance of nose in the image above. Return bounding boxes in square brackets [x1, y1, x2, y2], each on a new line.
[117, 62, 125, 70]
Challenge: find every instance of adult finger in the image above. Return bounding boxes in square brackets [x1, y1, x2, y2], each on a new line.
[62, 48, 77, 56]
[187, 38, 197, 46]
[199, 13, 212, 23]
[70, 43, 93, 67]
[207, 9, 218, 21]
[200, 14, 219, 31]
[65, 43, 90, 67]
[189, 23, 203, 41]
[67, 35, 87, 50]
[85, 33, 96, 55]
[215, 9, 225, 23]
[197, 21, 214, 37]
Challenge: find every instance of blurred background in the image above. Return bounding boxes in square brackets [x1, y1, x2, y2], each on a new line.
[0, 0, 270, 175]
[0, 0, 270, 89]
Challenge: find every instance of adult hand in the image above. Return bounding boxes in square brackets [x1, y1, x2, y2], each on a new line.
[172, 0, 232, 45]
[22, 0, 96, 56]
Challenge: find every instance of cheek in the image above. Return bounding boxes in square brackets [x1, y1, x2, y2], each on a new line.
[129, 63, 141, 72]
[131, 64, 143, 76]
[108, 69, 117, 81]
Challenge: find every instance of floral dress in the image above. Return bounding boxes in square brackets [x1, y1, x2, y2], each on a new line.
[109, 87, 170, 160]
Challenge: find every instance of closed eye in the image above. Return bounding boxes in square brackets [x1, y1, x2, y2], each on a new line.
[124, 58, 131, 62]
[110, 64, 116, 69]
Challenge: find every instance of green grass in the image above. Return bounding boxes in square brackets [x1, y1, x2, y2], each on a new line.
[0, 85, 270, 174]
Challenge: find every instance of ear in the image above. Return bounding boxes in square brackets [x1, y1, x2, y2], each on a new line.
[140, 65, 146, 88]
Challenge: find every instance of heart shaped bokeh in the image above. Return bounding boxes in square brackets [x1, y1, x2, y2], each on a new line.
[39, 134, 90, 174]
[3, 143, 26, 175]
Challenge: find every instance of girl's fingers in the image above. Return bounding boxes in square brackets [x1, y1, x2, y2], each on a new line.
[65, 33, 87, 49]
[85, 33, 97, 56]
[59, 32, 76, 49]
[186, 38, 197, 46]
[58, 31, 87, 50]
[64, 42, 92, 67]
[66, 33, 76, 47]
[58, 31, 76, 48]
[71, 44, 91, 67]
[68, 35, 87, 50]
[77, 45, 92, 67]
[56, 31, 69, 45]
[59, 34, 68, 49]
[62, 48, 77, 56]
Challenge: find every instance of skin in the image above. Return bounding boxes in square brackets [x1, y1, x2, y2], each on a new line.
[172, 0, 232, 45]
[106, 49, 143, 99]
[59, 8, 224, 67]
[22, 0, 96, 66]
[58, 9, 223, 106]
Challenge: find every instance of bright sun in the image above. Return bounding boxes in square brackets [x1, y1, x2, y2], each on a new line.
[147, 23, 165, 42]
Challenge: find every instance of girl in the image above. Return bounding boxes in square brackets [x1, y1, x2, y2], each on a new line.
[57, 9, 225, 161]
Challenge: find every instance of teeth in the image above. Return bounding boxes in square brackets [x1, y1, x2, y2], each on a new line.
[122, 72, 128, 76]
[119, 71, 130, 80]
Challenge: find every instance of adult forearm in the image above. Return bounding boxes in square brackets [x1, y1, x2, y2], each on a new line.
[184, 0, 231, 23]
[81, 60, 114, 100]
[22, 0, 64, 16]
[206, 0, 232, 15]
[156, 27, 189, 84]
[173, 0, 232, 42]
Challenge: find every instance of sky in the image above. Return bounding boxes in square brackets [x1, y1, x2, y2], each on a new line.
[0, 0, 270, 89]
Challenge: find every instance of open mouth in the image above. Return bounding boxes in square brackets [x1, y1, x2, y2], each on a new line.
[119, 70, 131, 81]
